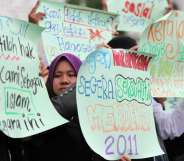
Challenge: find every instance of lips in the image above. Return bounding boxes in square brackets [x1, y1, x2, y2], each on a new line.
[60, 86, 69, 92]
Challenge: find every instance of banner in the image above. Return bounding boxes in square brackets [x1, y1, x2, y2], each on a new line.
[76, 48, 163, 160]
[139, 11, 184, 97]
[0, 16, 68, 138]
[106, 0, 168, 32]
[37, 0, 118, 64]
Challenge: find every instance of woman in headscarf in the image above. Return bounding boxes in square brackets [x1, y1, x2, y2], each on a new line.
[35, 53, 129, 161]
[23, 53, 93, 161]
[46, 53, 82, 119]
[46, 53, 81, 98]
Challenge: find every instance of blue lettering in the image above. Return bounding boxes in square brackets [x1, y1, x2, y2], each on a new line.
[43, 5, 62, 20]
[44, 21, 86, 37]
[77, 75, 115, 100]
[85, 80, 91, 96]
[57, 36, 94, 53]
[86, 50, 111, 74]
[88, 12, 106, 29]
[64, 7, 82, 23]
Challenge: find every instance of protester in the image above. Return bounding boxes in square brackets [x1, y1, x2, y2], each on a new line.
[23, 53, 90, 161]
[22, 52, 129, 161]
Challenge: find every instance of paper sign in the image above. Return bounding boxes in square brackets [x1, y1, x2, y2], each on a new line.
[37, 0, 118, 64]
[139, 10, 184, 97]
[76, 48, 163, 160]
[106, 0, 168, 32]
[0, 16, 68, 138]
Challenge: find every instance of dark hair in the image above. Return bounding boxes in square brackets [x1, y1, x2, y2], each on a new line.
[108, 36, 137, 49]
[173, 2, 179, 10]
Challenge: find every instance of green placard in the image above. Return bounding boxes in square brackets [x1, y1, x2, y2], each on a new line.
[76, 48, 163, 160]
[37, 0, 118, 64]
[107, 0, 168, 32]
[139, 10, 184, 97]
[0, 16, 68, 138]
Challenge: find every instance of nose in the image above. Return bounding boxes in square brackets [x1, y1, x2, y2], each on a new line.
[60, 74, 69, 84]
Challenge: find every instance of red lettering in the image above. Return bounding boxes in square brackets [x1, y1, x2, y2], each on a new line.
[142, 8, 150, 18]
[129, 3, 135, 13]
[113, 50, 151, 71]
[136, 3, 142, 17]
[122, 0, 153, 19]
[137, 55, 151, 70]
[122, 1, 129, 13]
[125, 53, 136, 69]
[113, 50, 125, 66]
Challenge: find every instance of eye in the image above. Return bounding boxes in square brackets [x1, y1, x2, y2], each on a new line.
[54, 73, 61, 78]
[68, 72, 76, 77]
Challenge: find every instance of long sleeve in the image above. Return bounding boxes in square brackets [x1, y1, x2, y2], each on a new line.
[152, 99, 184, 140]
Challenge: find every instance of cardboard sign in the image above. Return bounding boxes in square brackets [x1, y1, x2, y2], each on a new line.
[37, 0, 118, 64]
[76, 48, 163, 160]
[0, 16, 68, 138]
[107, 0, 168, 32]
[139, 11, 184, 97]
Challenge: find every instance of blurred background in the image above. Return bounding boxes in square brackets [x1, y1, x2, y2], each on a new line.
[0, 0, 183, 21]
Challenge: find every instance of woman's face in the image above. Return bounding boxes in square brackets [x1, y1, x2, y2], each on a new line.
[53, 59, 77, 95]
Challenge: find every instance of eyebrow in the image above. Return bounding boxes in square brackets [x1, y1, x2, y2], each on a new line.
[55, 70, 76, 74]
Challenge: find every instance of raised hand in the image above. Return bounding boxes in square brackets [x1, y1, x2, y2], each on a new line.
[28, 1, 45, 24]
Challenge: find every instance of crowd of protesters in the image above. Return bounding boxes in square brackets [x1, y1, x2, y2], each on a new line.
[0, 0, 184, 161]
